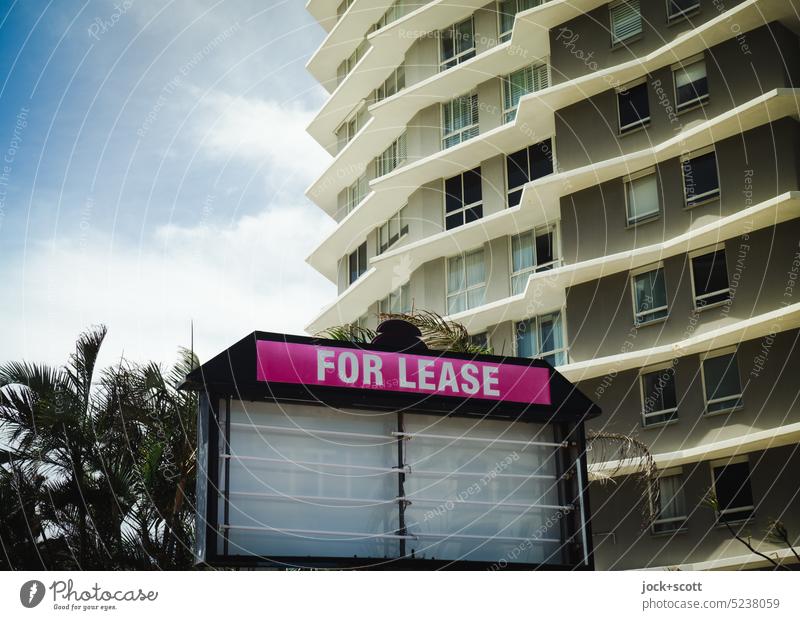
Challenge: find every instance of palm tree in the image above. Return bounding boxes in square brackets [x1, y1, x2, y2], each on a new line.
[0, 326, 198, 569]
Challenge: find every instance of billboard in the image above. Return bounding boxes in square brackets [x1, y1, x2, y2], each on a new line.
[183, 321, 600, 569]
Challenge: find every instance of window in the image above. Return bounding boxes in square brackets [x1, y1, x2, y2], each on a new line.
[702, 350, 742, 414]
[440, 17, 475, 70]
[337, 39, 368, 85]
[652, 472, 687, 534]
[639, 364, 678, 427]
[667, 0, 700, 21]
[374, 63, 406, 102]
[618, 80, 650, 133]
[336, 105, 368, 152]
[348, 242, 367, 285]
[442, 92, 479, 149]
[444, 168, 483, 230]
[682, 148, 720, 207]
[610, 0, 642, 46]
[337, 0, 354, 22]
[468, 332, 490, 351]
[711, 458, 754, 523]
[502, 62, 549, 122]
[498, 0, 545, 41]
[631, 266, 668, 325]
[511, 225, 558, 294]
[376, 0, 417, 30]
[379, 283, 411, 315]
[447, 249, 486, 314]
[691, 247, 730, 309]
[376, 132, 407, 176]
[506, 140, 554, 207]
[625, 168, 659, 224]
[515, 312, 567, 366]
[346, 174, 368, 214]
[674, 57, 708, 111]
[377, 206, 409, 254]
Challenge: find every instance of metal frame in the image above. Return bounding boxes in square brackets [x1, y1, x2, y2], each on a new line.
[183, 329, 600, 570]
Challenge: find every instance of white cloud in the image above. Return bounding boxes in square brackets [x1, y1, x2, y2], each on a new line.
[2, 205, 336, 369]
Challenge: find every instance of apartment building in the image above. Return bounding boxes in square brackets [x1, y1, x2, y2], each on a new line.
[304, 0, 800, 569]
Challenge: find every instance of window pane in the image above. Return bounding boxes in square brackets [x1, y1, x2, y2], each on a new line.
[529, 139, 554, 180]
[465, 205, 483, 223]
[618, 82, 649, 131]
[535, 229, 554, 266]
[627, 173, 659, 222]
[634, 268, 667, 317]
[669, 0, 700, 17]
[692, 250, 729, 299]
[512, 232, 535, 273]
[658, 475, 686, 520]
[455, 18, 474, 55]
[448, 292, 466, 315]
[447, 255, 464, 294]
[444, 175, 463, 212]
[703, 353, 742, 409]
[683, 152, 719, 205]
[507, 148, 530, 189]
[463, 167, 482, 205]
[642, 367, 677, 414]
[499, 0, 516, 37]
[465, 250, 485, 287]
[440, 28, 454, 61]
[538, 312, 563, 355]
[676, 60, 708, 108]
[516, 319, 537, 358]
[446, 213, 463, 230]
[713, 461, 754, 515]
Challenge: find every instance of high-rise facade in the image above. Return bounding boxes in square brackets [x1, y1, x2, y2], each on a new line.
[304, 0, 800, 569]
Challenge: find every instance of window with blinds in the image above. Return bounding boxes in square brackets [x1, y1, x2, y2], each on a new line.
[374, 63, 406, 103]
[498, 0, 546, 42]
[447, 249, 486, 314]
[674, 57, 708, 110]
[442, 92, 479, 149]
[502, 62, 549, 123]
[376, 132, 407, 177]
[609, 0, 642, 46]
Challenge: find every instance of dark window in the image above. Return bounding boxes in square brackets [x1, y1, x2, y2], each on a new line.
[505, 139, 553, 207]
[641, 366, 678, 426]
[618, 82, 650, 133]
[440, 18, 475, 70]
[348, 242, 367, 284]
[713, 461, 754, 523]
[691, 249, 730, 308]
[668, 0, 700, 20]
[675, 59, 708, 110]
[445, 168, 483, 230]
[703, 352, 742, 413]
[682, 150, 719, 206]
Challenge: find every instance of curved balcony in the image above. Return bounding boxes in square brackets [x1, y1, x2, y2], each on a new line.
[446, 191, 800, 333]
[307, 1, 398, 92]
[307, 0, 790, 253]
[307, 0, 487, 153]
[309, 87, 799, 291]
[560, 301, 800, 383]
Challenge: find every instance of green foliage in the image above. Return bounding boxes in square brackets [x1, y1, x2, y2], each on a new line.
[0, 327, 198, 570]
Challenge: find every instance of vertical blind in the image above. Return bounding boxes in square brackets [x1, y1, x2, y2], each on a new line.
[626, 172, 659, 223]
[610, 0, 642, 45]
[503, 63, 549, 122]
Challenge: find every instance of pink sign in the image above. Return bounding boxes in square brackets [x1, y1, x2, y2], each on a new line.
[256, 340, 551, 406]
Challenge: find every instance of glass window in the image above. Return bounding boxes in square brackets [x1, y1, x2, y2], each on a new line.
[640, 366, 678, 427]
[447, 249, 486, 314]
[498, 0, 545, 41]
[712, 460, 754, 523]
[376, 132, 407, 176]
[691, 248, 730, 309]
[348, 242, 368, 285]
[506, 140, 554, 207]
[377, 206, 409, 254]
[376, 0, 417, 30]
[440, 17, 475, 70]
[346, 174, 368, 214]
[682, 150, 720, 207]
[337, 39, 368, 85]
[632, 267, 668, 325]
[511, 226, 558, 294]
[515, 312, 566, 366]
[468, 332, 490, 352]
[667, 0, 700, 20]
[442, 93, 479, 149]
[444, 168, 483, 230]
[610, 0, 642, 46]
[652, 474, 687, 534]
[675, 58, 708, 110]
[618, 81, 650, 133]
[702, 351, 742, 414]
[625, 170, 659, 224]
[379, 283, 411, 315]
[375, 63, 406, 102]
[502, 62, 549, 122]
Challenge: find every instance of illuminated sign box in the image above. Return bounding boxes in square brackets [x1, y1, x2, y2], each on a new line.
[183, 321, 601, 569]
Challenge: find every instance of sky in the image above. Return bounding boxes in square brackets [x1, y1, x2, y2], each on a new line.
[0, 0, 335, 370]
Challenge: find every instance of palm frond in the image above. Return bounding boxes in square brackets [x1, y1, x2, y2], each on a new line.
[316, 324, 377, 344]
[380, 311, 492, 354]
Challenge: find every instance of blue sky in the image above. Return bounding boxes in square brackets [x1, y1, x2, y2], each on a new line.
[0, 0, 335, 368]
